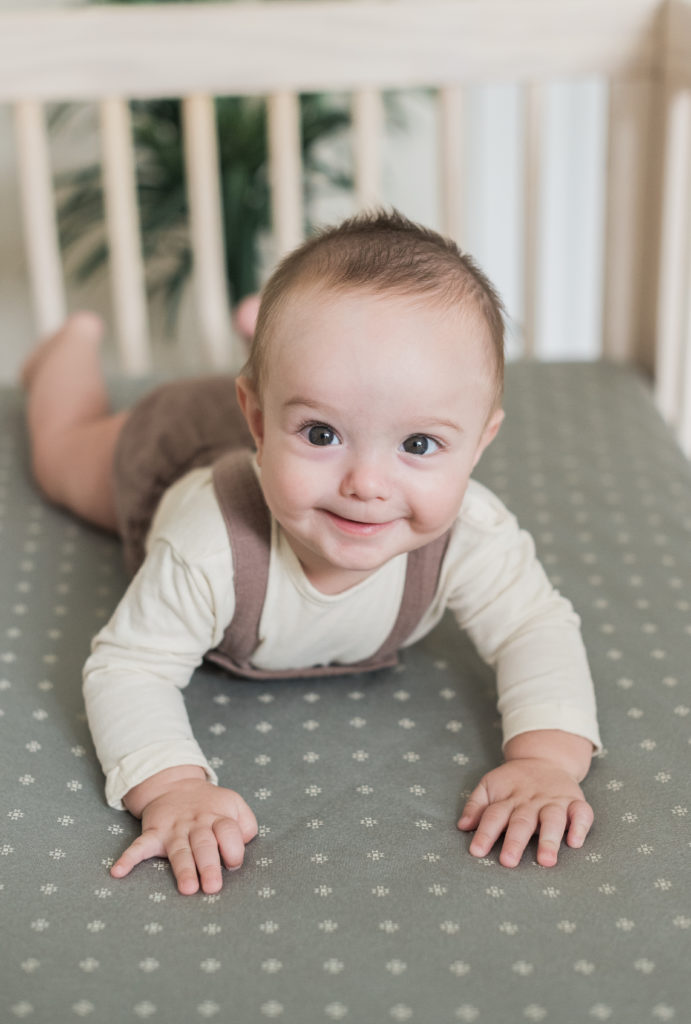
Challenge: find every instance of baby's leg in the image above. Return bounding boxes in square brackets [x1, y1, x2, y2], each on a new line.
[22, 312, 128, 532]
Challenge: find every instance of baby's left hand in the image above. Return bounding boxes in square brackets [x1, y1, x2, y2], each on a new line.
[457, 758, 594, 868]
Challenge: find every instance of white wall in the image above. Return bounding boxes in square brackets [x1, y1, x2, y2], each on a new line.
[0, 0, 608, 379]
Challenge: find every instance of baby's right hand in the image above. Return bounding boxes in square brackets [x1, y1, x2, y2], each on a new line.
[111, 766, 258, 895]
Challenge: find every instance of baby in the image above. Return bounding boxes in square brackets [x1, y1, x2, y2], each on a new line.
[23, 210, 601, 896]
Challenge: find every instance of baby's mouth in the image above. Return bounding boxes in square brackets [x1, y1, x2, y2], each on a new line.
[322, 510, 396, 536]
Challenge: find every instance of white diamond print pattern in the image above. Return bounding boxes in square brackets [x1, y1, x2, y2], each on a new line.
[1, 366, 689, 1022]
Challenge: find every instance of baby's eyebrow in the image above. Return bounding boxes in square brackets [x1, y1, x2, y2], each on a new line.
[284, 396, 319, 408]
[283, 397, 464, 435]
[283, 396, 334, 415]
[421, 417, 464, 434]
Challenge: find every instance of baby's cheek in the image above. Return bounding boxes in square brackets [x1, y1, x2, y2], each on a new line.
[266, 462, 314, 513]
[416, 477, 468, 530]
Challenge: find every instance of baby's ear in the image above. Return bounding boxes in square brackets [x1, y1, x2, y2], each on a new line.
[235, 376, 265, 461]
[472, 407, 504, 468]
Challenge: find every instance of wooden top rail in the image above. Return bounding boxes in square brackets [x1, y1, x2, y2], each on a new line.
[0, 0, 671, 104]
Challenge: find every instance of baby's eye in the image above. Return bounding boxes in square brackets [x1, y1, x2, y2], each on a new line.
[400, 434, 441, 456]
[304, 424, 341, 446]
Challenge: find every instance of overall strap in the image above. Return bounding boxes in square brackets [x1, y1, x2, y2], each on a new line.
[210, 449, 271, 666]
[366, 529, 451, 667]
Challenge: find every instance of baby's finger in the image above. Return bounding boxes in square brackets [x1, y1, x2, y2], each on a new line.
[111, 829, 164, 879]
[565, 799, 594, 850]
[189, 826, 224, 894]
[167, 836, 202, 895]
[536, 803, 568, 867]
[468, 802, 512, 858]
[214, 816, 247, 870]
[457, 783, 490, 831]
[233, 799, 259, 844]
[499, 806, 539, 868]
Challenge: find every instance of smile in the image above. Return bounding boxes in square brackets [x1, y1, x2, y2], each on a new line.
[322, 510, 396, 536]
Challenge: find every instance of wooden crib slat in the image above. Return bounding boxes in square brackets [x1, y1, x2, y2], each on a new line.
[438, 86, 464, 244]
[681, 263, 691, 458]
[666, 0, 691, 91]
[522, 84, 542, 360]
[659, 0, 691, 457]
[13, 100, 67, 337]
[353, 88, 383, 210]
[602, 80, 652, 364]
[267, 92, 304, 258]
[99, 98, 151, 374]
[182, 94, 233, 369]
[655, 88, 691, 433]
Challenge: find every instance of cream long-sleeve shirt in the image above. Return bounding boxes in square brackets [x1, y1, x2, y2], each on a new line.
[83, 467, 602, 809]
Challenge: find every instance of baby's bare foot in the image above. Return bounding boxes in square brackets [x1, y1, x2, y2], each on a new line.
[233, 294, 261, 344]
[21, 311, 104, 390]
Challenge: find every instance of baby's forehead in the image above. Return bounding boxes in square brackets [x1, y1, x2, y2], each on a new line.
[273, 280, 488, 340]
[261, 283, 499, 399]
[272, 283, 495, 366]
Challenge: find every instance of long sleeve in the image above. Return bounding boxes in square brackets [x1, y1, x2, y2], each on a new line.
[83, 472, 236, 809]
[438, 481, 601, 751]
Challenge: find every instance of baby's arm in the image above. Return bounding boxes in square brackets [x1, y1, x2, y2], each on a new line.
[83, 496, 258, 892]
[445, 484, 601, 867]
[111, 765, 258, 894]
[457, 729, 594, 867]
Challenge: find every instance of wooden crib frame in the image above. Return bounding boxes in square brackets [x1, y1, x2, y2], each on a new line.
[1, 0, 690, 454]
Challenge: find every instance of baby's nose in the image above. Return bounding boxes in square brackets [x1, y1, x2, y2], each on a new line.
[340, 456, 390, 502]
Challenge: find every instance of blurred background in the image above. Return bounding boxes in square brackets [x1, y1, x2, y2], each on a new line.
[0, 0, 608, 381]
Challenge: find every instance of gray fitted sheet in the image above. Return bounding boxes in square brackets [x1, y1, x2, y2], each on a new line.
[1, 362, 689, 1024]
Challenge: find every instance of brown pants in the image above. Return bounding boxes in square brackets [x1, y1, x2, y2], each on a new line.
[112, 376, 252, 576]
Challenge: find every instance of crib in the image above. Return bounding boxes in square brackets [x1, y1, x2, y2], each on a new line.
[1, 3, 690, 1023]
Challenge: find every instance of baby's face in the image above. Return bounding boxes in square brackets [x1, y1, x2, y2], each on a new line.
[237, 287, 503, 594]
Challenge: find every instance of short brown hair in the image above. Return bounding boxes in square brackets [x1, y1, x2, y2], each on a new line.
[243, 208, 505, 405]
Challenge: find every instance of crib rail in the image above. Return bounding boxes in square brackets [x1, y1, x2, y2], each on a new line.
[0, 1, 667, 101]
[1, 1, 690, 455]
[656, 0, 691, 455]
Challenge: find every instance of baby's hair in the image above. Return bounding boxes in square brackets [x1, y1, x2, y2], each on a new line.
[243, 208, 505, 407]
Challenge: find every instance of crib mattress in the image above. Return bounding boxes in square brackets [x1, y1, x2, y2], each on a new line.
[2, 362, 689, 1024]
